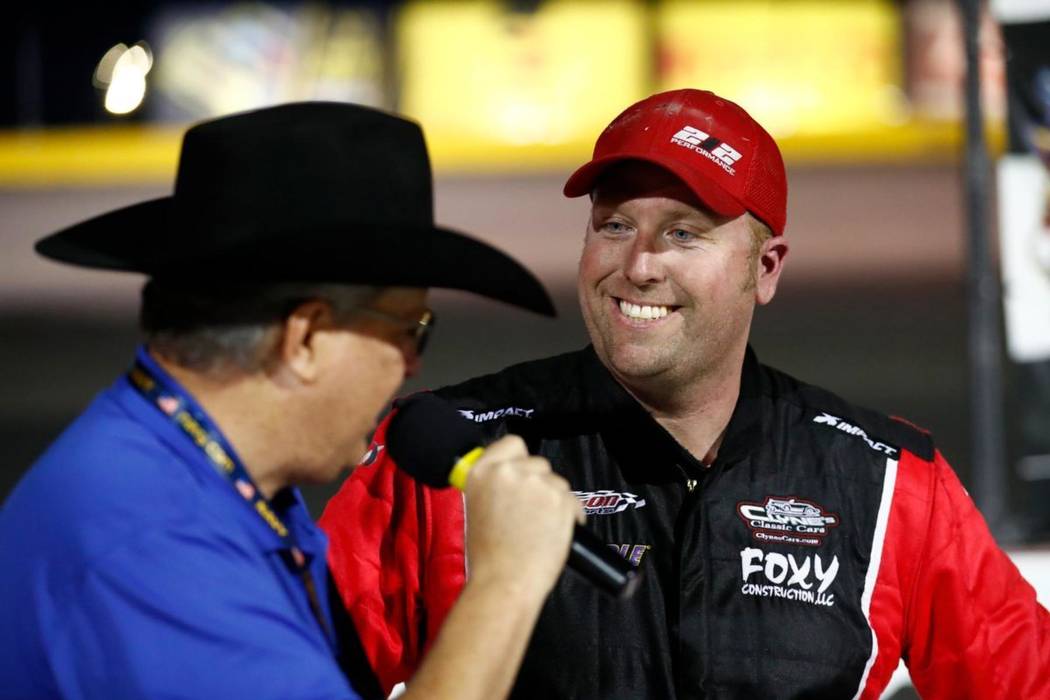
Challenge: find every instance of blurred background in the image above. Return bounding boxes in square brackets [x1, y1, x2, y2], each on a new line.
[0, 2, 1048, 687]
[2, 1, 1048, 696]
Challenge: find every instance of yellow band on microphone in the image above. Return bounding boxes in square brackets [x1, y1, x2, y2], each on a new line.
[449, 447, 485, 491]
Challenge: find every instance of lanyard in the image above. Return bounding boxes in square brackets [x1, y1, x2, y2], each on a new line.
[126, 349, 333, 641]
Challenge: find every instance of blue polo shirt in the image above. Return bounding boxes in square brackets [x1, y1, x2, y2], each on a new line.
[0, 350, 360, 699]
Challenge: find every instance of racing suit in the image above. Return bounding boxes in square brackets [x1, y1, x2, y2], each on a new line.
[320, 346, 1050, 699]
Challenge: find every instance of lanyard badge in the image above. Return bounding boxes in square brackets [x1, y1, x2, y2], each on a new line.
[126, 349, 329, 634]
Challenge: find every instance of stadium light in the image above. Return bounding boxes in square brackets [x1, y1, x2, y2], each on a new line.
[94, 42, 154, 115]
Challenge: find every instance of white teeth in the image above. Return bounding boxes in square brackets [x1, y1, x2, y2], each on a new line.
[618, 300, 670, 320]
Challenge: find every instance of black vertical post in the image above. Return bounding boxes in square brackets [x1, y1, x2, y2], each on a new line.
[958, 0, 1007, 531]
[15, 18, 43, 126]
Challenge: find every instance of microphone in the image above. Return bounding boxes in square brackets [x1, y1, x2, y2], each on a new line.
[386, 392, 643, 599]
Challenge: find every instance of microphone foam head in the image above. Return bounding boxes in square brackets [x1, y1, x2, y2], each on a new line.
[386, 393, 485, 488]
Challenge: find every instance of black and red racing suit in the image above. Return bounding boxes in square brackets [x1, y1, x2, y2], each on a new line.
[320, 346, 1050, 699]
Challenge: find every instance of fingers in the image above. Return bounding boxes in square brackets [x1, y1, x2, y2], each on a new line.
[465, 435, 547, 485]
[571, 491, 586, 525]
[466, 456, 566, 504]
[469, 435, 581, 518]
[474, 434, 528, 464]
[461, 433, 583, 595]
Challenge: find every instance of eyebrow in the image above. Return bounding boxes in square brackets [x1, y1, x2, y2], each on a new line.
[592, 200, 723, 230]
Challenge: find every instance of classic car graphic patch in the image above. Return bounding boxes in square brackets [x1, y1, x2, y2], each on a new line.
[737, 496, 840, 547]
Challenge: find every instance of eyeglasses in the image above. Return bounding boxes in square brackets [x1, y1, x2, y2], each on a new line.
[351, 307, 435, 357]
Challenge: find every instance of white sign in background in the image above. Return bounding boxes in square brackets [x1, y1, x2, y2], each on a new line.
[997, 154, 1050, 363]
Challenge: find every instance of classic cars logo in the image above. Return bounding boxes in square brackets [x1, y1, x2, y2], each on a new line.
[737, 496, 840, 547]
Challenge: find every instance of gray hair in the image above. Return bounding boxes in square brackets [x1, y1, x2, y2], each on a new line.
[140, 280, 381, 375]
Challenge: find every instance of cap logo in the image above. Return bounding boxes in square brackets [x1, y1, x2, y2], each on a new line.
[670, 125, 743, 175]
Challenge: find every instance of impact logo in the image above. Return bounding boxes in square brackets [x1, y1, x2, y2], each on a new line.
[737, 496, 839, 547]
[573, 490, 647, 516]
[670, 125, 743, 174]
[813, 413, 898, 456]
[457, 407, 535, 423]
[740, 547, 839, 607]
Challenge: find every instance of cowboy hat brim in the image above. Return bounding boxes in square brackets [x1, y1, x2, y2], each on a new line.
[35, 197, 556, 317]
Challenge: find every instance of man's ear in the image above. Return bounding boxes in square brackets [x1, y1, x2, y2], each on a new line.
[756, 236, 789, 306]
[276, 299, 334, 384]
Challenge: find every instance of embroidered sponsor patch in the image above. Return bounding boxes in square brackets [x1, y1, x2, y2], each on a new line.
[812, 412, 898, 456]
[740, 547, 839, 607]
[737, 496, 839, 547]
[572, 489, 647, 516]
[670, 124, 743, 175]
[457, 407, 535, 423]
[608, 543, 651, 566]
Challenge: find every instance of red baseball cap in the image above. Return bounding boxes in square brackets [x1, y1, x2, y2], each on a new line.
[563, 89, 787, 235]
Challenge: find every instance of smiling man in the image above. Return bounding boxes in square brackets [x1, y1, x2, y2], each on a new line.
[574, 161, 781, 466]
[321, 90, 1050, 699]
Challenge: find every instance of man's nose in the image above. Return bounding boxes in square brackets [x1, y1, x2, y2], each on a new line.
[622, 233, 663, 286]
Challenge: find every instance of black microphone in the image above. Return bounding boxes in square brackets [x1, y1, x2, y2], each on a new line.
[386, 392, 642, 599]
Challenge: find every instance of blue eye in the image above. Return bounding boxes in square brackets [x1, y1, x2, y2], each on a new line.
[601, 221, 631, 234]
[669, 229, 696, 243]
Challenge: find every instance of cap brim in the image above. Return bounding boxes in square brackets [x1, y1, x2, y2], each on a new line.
[36, 200, 556, 317]
[563, 154, 747, 220]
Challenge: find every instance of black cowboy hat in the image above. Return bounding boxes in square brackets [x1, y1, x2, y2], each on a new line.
[35, 102, 555, 316]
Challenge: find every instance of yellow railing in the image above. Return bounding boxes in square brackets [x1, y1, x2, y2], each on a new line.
[0, 120, 1005, 188]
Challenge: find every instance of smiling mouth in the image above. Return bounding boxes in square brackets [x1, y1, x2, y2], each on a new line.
[615, 298, 679, 321]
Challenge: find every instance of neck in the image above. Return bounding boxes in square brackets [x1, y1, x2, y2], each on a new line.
[614, 351, 745, 465]
[151, 351, 288, 500]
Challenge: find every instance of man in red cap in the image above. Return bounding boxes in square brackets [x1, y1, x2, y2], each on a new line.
[320, 90, 1050, 699]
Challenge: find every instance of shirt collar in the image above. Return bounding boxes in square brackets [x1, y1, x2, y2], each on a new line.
[712, 345, 765, 466]
[116, 346, 324, 557]
[580, 344, 765, 478]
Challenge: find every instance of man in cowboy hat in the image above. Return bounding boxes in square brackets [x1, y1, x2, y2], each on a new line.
[0, 103, 582, 699]
[320, 89, 1050, 698]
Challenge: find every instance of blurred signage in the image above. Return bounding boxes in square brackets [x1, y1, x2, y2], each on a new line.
[397, 0, 649, 169]
[998, 155, 1050, 361]
[905, 0, 1006, 121]
[655, 0, 906, 138]
[996, 9, 1050, 363]
[148, 4, 386, 122]
[994, 2, 1050, 542]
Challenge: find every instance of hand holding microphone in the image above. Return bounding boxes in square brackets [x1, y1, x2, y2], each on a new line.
[387, 393, 643, 598]
[457, 434, 582, 598]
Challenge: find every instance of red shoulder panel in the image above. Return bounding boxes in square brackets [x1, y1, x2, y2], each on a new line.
[900, 451, 1050, 699]
[319, 410, 467, 694]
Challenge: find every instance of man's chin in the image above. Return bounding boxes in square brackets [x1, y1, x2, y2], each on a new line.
[604, 347, 672, 382]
